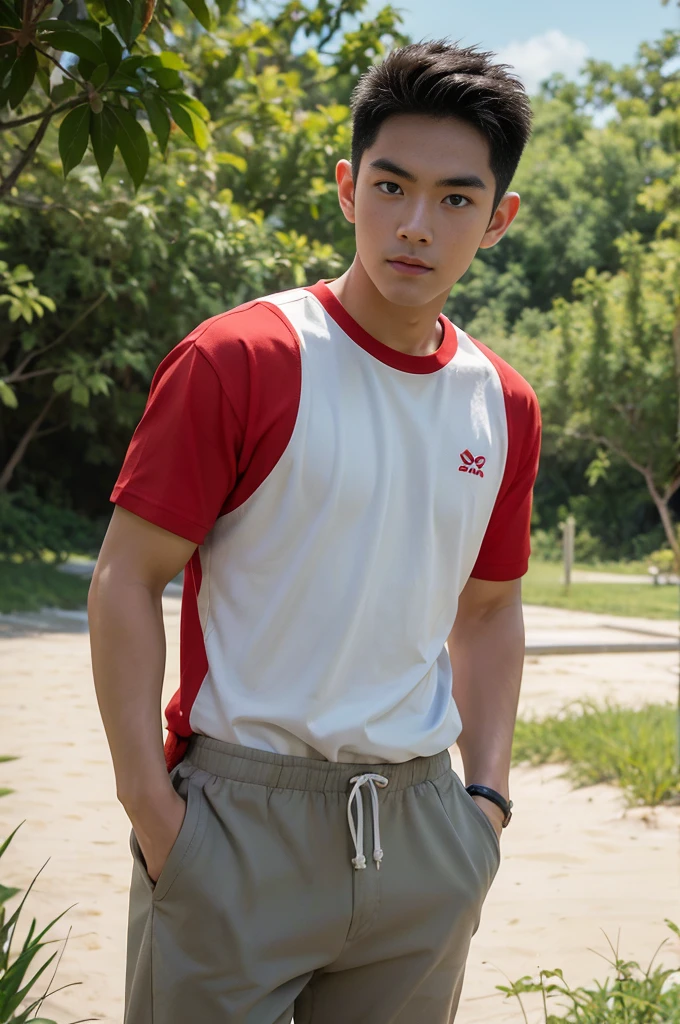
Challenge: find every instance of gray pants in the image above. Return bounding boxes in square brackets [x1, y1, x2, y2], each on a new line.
[125, 736, 501, 1023]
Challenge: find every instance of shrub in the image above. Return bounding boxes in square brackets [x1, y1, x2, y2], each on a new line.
[573, 527, 604, 564]
[530, 526, 606, 565]
[531, 529, 563, 562]
[647, 547, 678, 578]
[0, 486, 105, 564]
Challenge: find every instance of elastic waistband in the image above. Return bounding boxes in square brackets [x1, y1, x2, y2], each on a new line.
[184, 735, 451, 793]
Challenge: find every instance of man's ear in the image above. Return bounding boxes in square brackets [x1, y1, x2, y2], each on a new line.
[478, 192, 521, 249]
[336, 159, 356, 225]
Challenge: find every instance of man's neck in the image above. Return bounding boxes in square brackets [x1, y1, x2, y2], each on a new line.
[325, 257, 449, 358]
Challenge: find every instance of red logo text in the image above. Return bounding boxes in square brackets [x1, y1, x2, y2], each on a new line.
[459, 450, 486, 478]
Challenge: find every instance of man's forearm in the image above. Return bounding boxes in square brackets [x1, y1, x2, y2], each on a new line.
[88, 570, 173, 813]
[448, 599, 525, 797]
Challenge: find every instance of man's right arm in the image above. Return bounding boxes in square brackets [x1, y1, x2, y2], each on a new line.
[88, 505, 197, 880]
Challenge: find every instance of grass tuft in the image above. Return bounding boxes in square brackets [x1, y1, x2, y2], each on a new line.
[512, 700, 680, 806]
[498, 920, 680, 1022]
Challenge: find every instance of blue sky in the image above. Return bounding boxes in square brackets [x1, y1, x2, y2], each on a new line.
[361, 0, 679, 92]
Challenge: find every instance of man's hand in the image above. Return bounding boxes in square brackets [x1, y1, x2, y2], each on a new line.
[88, 507, 199, 839]
[471, 793, 504, 842]
[448, 576, 524, 850]
[129, 789, 188, 884]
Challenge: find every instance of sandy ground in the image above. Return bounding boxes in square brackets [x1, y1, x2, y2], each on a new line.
[1, 598, 679, 1024]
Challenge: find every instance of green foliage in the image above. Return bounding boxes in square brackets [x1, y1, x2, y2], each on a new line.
[89, 105, 118, 176]
[570, 526, 605, 563]
[0, 0, 403, 193]
[0, 484, 106, 562]
[451, 46, 674, 329]
[1, 0, 214, 191]
[549, 235, 680, 553]
[0, 824, 92, 1024]
[530, 526, 606, 564]
[111, 104, 149, 187]
[512, 700, 680, 806]
[0, 263, 55, 327]
[530, 529, 564, 563]
[0, 0, 402, 531]
[648, 547, 678, 575]
[1, 6, 678, 557]
[498, 922, 680, 1022]
[58, 106, 91, 178]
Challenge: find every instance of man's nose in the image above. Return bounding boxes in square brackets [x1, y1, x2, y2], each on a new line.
[397, 199, 433, 246]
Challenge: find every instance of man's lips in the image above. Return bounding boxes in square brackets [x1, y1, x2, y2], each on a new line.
[386, 258, 433, 276]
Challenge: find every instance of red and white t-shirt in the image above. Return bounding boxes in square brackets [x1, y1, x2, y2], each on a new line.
[111, 281, 541, 772]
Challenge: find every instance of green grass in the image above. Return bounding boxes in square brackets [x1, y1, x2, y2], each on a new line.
[572, 558, 651, 575]
[523, 560, 679, 619]
[0, 755, 17, 798]
[0, 559, 91, 615]
[499, 920, 680, 1022]
[512, 700, 680, 806]
[0, 553, 677, 619]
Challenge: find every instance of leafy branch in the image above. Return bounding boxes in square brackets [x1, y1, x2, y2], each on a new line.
[0, 96, 83, 132]
[0, 108, 59, 197]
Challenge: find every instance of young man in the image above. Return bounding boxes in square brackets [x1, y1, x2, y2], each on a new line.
[88, 39, 539, 1024]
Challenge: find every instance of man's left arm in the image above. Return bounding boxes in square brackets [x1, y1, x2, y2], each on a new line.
[447, 575, 525, 839]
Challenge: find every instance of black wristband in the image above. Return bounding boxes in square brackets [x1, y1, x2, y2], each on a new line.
[465, 784, 513, 827]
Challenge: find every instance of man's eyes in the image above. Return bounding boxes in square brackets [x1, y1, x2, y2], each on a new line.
[376, 181, 403, 195]
[442, 194, 471, 208]
[375, 181, 471, 207]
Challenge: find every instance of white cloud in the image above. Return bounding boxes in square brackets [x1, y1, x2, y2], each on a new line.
[496, 30, 589, 94]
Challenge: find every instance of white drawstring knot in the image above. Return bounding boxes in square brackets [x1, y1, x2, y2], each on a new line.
[347, 773, 389, 870]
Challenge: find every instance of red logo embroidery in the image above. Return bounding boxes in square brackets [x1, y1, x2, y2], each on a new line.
[459, 450, 486, 478]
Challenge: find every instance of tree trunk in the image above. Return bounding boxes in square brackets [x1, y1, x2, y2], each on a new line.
[645, 470, 680, 569]
[581, 429, 680, 568]
[0, 111, 53, 198]
[0, 392, 57, 492]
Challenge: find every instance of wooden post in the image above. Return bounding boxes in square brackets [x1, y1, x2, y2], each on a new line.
[563, 515, 575, 591]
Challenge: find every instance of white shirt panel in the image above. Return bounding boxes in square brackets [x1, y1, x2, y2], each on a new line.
[189, 288, 509, 762]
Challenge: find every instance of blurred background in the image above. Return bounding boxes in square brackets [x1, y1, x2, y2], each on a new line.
[0, 0, 679, 614]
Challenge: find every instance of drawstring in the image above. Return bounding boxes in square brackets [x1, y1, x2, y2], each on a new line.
[347, 773, 389, 870]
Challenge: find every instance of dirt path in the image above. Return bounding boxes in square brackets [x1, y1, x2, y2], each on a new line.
[1, 598, 678, 1024]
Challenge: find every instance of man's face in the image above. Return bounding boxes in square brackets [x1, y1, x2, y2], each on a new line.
[338, 113, 516, 307]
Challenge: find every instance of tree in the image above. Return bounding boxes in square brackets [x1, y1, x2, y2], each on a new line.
[1, 0, 404, 195]
[465, 29, 680, 560]
[553, 235, 680, 562]
[0, 0, 404, 498]
[0, 0, 218, 194]
[450, 32, 679, 335]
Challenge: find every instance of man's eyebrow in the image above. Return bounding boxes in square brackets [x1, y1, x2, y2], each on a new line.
[368, 157, 487, 190]
[435, 174, 487, 190]
[369, 157, 417, 182]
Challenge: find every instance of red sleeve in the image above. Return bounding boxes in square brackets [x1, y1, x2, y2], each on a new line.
[469, 340, 542, 581]
[110, 302, 302, 544]
[110, 331, 243, 544]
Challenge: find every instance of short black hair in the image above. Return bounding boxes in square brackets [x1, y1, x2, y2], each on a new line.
[350, 40, 533, 210]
